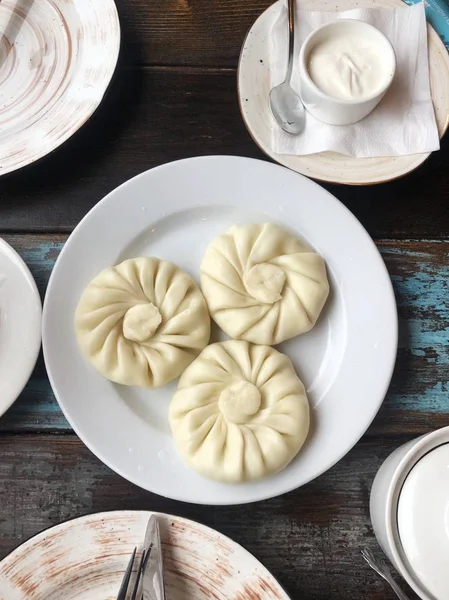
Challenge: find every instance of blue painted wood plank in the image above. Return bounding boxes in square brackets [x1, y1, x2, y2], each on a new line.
[0, 235, 447, 433]
[381, 242, 449, 415]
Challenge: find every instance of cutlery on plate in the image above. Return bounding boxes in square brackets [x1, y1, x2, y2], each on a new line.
[361, 548, 411, 600]
[142, 515, 166, 600]
[116, 547, 147, 600]
[117, 515, 165, 600]
[269, 0, 305, 134]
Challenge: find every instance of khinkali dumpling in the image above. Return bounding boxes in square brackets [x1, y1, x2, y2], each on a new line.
[75, 257, 210, 388]
[169, 340, 310, 483]
[200, 223, 329, 345]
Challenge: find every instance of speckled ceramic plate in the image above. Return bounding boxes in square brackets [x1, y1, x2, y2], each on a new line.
[0, 511, 289, 599]
[0, 237, 41, 419]
[238, 0, 449, 185]
[0, 0, 120, 176]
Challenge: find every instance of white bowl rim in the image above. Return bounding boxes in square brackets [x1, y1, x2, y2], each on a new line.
[385, 426, 449, 599]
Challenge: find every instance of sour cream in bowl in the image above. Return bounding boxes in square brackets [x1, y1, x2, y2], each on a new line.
[298, 19, 396, 125]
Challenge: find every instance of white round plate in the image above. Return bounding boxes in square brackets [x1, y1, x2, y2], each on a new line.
[0, 510, 289, 599]
[42, 156, 398, 505]
[0, 238, 41, 418]
[0, 0, 120, 176]
[238, 0, 449, 185]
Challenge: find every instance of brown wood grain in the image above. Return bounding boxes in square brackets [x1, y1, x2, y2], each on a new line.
[0, 433, 420, 600]
[0, 66, 448, 238]
[116, 0, 272, 67]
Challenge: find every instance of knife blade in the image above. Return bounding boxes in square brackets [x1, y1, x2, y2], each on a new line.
[141, 515, 166, 600]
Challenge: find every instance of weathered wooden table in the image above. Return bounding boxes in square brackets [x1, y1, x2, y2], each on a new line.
[0, 2, 448, 599]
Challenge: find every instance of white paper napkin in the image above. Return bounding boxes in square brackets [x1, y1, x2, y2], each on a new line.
[270, 2, 440, 157]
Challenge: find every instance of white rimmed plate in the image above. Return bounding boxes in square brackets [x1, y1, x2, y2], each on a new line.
[42, 156, 398, 505]
[0, 238, 41, 418]
[0, 0, 120, 175]
[0, 510, 289, 599]
[238, 0, 449, 185]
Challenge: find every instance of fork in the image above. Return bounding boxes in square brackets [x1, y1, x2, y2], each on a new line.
[117, 546, 151, 600]
[361, 548, 411, 600]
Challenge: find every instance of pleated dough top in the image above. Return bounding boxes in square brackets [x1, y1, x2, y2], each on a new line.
[200, 223, 329, 345]
[75, 257, 211, 388]
[169, 340, 310, 483]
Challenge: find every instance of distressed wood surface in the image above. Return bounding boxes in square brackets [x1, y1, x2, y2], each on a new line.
[0, 235, 447, 435]
[0, 434, 421, 600]
[0, 2, 447, 597]
[0, 64, 448, 238]
[0, 240, 442, 600]
[115, 0, 273, 67]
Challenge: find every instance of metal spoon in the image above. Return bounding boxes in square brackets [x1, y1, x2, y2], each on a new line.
[362, 548, 411, 600]
[269, 0, 305, 135]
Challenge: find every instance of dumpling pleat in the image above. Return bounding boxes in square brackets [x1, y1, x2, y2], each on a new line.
[170, 341, 309, 483]
[200, 223, 329, 345]
[75, 257, 210, 388]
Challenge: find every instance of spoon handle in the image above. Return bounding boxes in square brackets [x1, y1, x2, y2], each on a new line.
[286, 0, 295, 81]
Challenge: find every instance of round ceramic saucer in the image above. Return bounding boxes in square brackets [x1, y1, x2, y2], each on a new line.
[0, 511, 289, 599]
[0, 0, 120, 175]
[238, 0, 449, 185]
[0, 238, 41, 418]
[42, 156, 397, 505]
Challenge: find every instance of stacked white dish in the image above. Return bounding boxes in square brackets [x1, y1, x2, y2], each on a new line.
[371, 426, 449, 600]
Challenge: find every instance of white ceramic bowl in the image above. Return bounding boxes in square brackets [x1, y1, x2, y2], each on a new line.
[370, 426, 449, 600]
[298, 19, 396, 125]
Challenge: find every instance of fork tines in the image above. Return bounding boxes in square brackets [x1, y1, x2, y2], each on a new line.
[117, 546, 150, 600]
